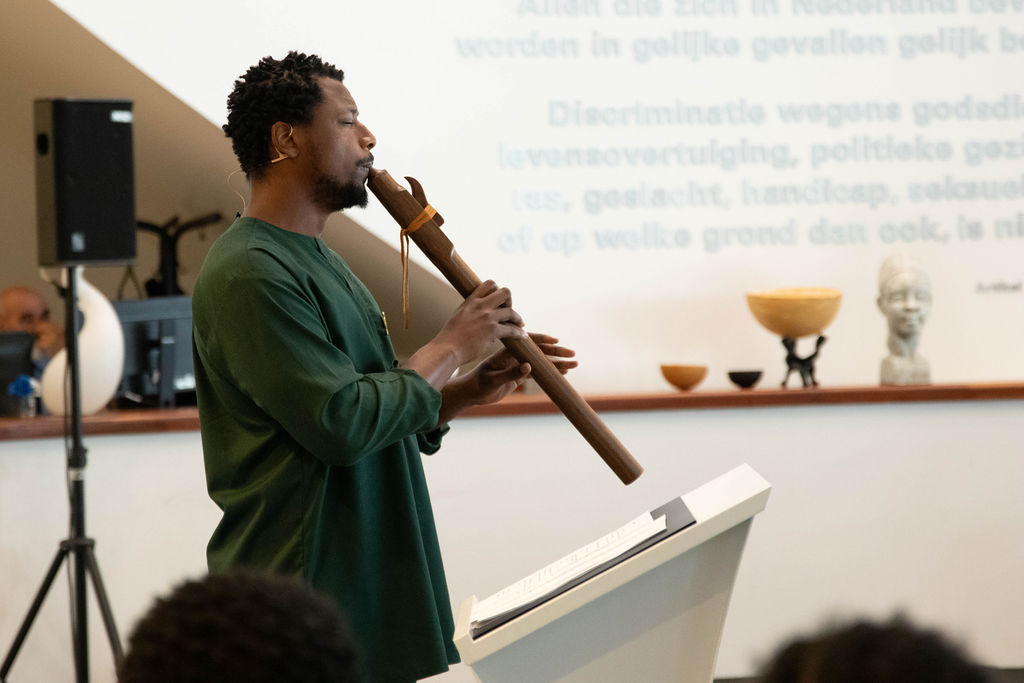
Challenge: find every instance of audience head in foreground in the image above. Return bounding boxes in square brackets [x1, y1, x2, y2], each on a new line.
[118, 570, 362, 683]
[759, 614, 992, 683]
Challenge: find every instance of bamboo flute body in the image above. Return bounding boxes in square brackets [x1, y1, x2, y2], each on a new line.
[367, 168, 643, 485]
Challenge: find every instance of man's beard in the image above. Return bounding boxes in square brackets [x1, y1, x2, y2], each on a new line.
[313, 173, 369, 213]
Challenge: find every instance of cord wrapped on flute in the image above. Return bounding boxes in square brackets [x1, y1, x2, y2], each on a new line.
[367, 168, 644, 486]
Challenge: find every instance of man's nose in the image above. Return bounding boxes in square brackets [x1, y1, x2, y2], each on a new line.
[361, 124, 376, 151]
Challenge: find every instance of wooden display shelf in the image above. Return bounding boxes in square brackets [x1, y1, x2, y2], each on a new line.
[0, 406, 200, 442]
[463, 382, 1024, 417]
[2, 383, 1022, 441]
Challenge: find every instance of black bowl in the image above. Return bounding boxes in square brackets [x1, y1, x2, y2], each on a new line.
[728, 370, 762, 389]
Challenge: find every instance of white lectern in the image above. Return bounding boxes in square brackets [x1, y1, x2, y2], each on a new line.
[454, 464, 771, 683]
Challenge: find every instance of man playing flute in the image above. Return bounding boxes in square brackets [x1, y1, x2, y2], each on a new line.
[191, 51, 575, 681]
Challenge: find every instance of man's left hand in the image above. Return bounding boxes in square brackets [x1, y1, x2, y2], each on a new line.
[436, 333, 577, 423]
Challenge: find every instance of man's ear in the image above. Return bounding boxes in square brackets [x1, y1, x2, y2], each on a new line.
[269, 122, 296, 164]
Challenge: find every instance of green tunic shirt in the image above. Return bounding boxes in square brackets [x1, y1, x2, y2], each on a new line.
[192, 217, 459, 682]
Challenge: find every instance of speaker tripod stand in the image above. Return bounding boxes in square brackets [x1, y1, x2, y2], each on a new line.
[1, 267, 124, 683]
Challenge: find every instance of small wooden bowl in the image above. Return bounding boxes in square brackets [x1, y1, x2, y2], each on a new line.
[660, 365, 708, 392]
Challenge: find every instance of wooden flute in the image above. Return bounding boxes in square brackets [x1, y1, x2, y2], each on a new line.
[367, 168, 644, 485]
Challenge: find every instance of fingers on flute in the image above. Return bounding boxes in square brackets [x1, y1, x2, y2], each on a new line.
[497, 311, 525, 336]
[495, 321, 526, 339]
[552, 359, 579, 375]
[535, 346, 579, 375]
[545, 345, 578, 374]
[529, 333, 577, 362]
[527, 332, 557, 344]
[477, 281, 510, 306]
[473, 281, 524, 330]
[471, 280, 500, 298]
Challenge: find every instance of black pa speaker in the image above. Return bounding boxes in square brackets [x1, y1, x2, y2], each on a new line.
[34, 98, 137, 266]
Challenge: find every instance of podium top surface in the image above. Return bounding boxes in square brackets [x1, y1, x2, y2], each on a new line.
[454, 464, 772, 663]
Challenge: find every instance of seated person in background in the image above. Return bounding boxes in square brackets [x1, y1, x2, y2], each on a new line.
[0, 286, 63, 373]
[758, 614, 993, 683]
[118, 570, 363, 683]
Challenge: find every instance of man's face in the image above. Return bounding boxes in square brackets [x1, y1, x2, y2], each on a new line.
[0, 289, 50, 335]
[878, 271, 931, 339]
[305, 77, 376, 213]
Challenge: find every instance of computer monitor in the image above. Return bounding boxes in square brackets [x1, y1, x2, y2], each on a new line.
[113, 296, 194, 408]
[0, 332, 36, 417]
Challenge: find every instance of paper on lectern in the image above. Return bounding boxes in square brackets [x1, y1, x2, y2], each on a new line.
[471, 511, 667, 628]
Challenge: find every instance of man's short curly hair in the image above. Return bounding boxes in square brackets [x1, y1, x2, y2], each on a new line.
[117, 570, 363, 683]
[223, 51, 345, 179]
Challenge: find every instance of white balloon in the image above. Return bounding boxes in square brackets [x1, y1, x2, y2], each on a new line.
[40, 267, 125, 416]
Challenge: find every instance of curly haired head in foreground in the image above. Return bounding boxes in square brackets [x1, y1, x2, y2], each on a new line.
[759, 614, 992, 683]
[118, 570, 362, 683]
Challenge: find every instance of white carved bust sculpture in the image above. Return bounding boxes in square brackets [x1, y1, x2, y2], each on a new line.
[877, 254, 932, 385]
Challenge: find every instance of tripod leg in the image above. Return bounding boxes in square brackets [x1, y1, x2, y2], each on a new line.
[1, 545, 69, 681]
[82, 546, 124, 668]
[72, 542, 88, 683]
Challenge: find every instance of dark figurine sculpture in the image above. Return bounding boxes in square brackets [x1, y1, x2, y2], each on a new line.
[782, 336, 826, 388]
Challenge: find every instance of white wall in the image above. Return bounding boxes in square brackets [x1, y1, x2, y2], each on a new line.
[2, 398, 1021, 681]
[42, 0, 1024, 394]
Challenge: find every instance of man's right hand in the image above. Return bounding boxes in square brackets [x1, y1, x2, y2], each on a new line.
[436, 281, 525, 365]
[403, 280, 525, 390]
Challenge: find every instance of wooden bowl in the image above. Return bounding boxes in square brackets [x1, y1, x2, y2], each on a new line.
[746, 288, 842, 338]
[660, 364, 707, 391]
